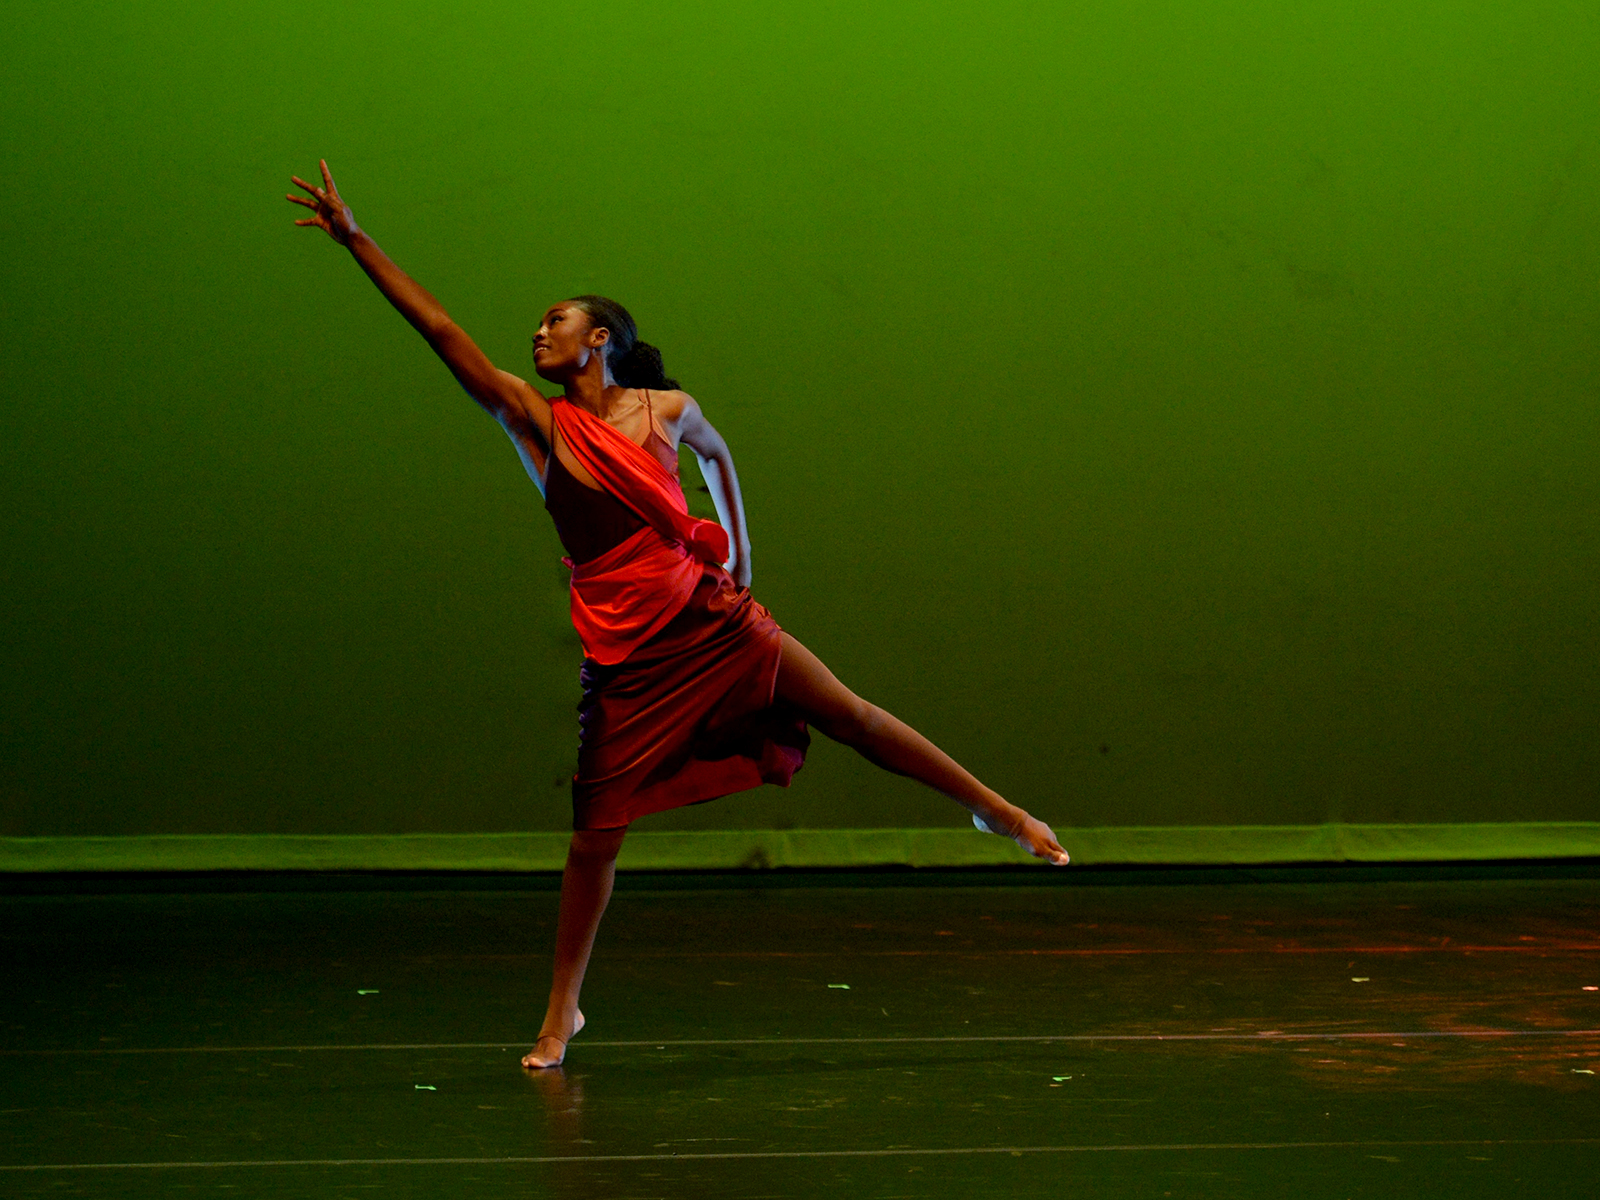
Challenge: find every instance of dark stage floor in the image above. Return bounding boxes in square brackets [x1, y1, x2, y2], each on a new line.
[2, 868, 1598, 1198]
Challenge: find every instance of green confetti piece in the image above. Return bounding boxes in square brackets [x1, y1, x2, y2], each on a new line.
[415, 1084, 436, 1091]
[357, 989, 379, 995]
[828, 983, 850, 990]
[1052, 1076, 1072, 1082]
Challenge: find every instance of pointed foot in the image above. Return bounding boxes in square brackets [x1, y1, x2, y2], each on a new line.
[973, 810, 1070, 866]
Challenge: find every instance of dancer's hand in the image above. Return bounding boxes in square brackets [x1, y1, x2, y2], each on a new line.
[287, 159, 359, 246]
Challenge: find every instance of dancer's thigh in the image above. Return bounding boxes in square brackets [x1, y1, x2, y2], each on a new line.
[773, 631, 871, 732]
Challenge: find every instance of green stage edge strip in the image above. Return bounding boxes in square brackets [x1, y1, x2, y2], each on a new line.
[3, 824, 1599, 873]
[2, 1139, 1597, 1171]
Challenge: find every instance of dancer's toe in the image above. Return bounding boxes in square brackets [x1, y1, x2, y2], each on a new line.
[1015, 813, 1071, 866]
[521, 1010, 585, 1070]
[521, 1034, 568, 1069]
[973, 807, 1070, 865]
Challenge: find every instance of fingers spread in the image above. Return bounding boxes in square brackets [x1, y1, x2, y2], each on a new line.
[290, 175, 324, 199]
[286, 193, 316, 208]
[319, 158, 337, 194]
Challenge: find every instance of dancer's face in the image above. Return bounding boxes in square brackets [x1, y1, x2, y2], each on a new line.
[531, 304, 609, 383]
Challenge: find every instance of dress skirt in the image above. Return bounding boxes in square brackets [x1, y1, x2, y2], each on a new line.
[571, 563, 810, 830]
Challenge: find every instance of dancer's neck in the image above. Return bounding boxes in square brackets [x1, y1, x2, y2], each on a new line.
[562, 362, 628, 420]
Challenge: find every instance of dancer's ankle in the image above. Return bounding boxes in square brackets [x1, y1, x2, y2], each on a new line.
[539, 1004, 585, 1040]
[987, 799, 1024, 838]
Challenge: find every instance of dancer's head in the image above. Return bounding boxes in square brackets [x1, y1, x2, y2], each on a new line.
[531, 295, 678, 389]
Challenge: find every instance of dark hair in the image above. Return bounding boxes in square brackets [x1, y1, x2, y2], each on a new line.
[568, 295, 679, 389]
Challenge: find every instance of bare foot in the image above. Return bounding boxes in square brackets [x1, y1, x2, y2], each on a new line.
[1016, 813, 1070, 865]
[973, 810, 1070, 866]
[521, 1010, 585, 1070]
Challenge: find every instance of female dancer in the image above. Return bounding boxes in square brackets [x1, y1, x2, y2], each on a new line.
[288, 160, 1070, 1069]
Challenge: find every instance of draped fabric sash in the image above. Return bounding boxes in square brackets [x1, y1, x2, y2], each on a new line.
[552, 397, 731, 665]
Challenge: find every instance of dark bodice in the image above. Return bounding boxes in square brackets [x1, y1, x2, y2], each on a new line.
[543, 411, 680, 565]
[544, 449, 647, 564]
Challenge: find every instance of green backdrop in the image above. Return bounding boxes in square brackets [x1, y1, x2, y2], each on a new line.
[3, 0, 1596, 850]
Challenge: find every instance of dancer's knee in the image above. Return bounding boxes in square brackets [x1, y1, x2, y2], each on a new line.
[569, 826, 627, 863]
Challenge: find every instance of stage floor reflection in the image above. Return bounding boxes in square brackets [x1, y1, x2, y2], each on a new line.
[3, 866, 1597, 1197]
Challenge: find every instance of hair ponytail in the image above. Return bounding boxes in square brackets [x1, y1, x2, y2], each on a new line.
[568, 295, 679, 390]
[612, 340, 678, 390]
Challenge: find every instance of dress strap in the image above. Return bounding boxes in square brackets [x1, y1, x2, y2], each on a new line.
[641, 387, 665, 446]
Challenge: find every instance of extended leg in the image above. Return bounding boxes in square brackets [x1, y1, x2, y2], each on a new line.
[522, 825, 629, 1069]
[773, 633, 1068, 865]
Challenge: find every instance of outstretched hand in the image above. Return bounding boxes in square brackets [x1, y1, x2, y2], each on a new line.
[287, 159, 358, 245]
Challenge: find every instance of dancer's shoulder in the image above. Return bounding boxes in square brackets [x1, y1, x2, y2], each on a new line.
[645, 387, 694, 420]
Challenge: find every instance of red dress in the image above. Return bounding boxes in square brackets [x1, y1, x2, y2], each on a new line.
[544, 395, 808, 830]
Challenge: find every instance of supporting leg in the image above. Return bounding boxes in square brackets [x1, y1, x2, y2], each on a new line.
[773, 632, 1069, 865]
[522, 825, 629, 1068]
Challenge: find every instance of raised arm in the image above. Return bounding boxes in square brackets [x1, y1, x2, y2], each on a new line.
[287, 161, 552, 461]
[677, 398, 753, 588]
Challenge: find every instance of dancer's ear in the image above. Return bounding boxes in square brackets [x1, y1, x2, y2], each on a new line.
[586, 325, 611, 350]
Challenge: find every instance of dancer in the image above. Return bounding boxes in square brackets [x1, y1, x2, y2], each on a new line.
[287, 160, 1070, 1069]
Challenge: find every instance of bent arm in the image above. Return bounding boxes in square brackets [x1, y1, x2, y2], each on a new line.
[678, 399, 753, 588]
